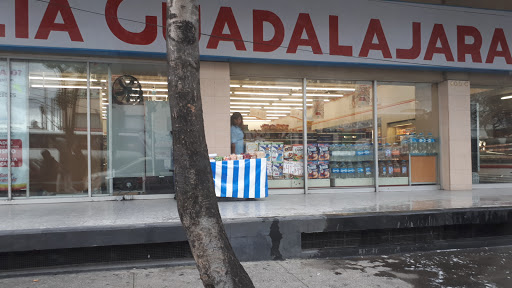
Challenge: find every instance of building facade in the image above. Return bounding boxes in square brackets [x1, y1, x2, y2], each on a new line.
[0, 0, 511, 201]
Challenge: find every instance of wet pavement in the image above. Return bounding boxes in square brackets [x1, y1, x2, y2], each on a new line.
[1, 246, 511, 287]
[2, 186, 512, 232]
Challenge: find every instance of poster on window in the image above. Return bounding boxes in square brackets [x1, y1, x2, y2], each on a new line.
[352, 85, 372, 108]
[312, 100, 325, 120]
[0, 62, 29, 191]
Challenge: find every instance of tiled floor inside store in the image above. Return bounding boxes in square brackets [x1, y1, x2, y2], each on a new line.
[1, 186, 512, 232]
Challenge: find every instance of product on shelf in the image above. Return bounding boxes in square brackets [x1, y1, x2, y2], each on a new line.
[283, 145, 294, 160]
[267, 160, 272, 180]
[318, 144, 330, 161]
[271, 142, 284, 163]
[272, 162, 284, 180]
[292, 145, 304, 161]
[318, 161, 330, 179]
[307, 144, 319, 161]
[283, 160, 304, 179]
[258, 142, 272, 162]
[401, 160, 408, 176]
[307, 161, 319, 179]
[246, 142, 258, 153]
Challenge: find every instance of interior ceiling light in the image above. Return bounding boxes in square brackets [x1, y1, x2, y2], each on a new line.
[244, 119, 271, 122]
[272, 103, 302, 106]
[230, 84, 241, 88]
[230, 97, 276, 101]
[501, 95, 512, 100]
[234, 92, 289, 96]
[307, 87, 355, 91]
[230, 110, 250, 113]
[230, 106, 261, 109]
[291, 93, 343, 97]
[280, 98, 314, 102]
[29, 76, 98, 82]
[137, 80, 167, 85]
[267, 117, 279, 119]
[264, 107, 292, 110]
[31, 84, 102, 89]
[241, 85, 302, 90]
[238, 85, 355, 91]
[230, 102, 270, 105]
[267, 114, 287, 116]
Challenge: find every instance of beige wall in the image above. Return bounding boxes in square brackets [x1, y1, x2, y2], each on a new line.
[438, 80, 472, 190]
[200, 62, 230, 156]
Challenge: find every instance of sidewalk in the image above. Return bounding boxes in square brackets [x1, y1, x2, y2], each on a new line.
[1, 186, 512, 267]
[1, 186, 512, 232]
[1, 246, 511, 288]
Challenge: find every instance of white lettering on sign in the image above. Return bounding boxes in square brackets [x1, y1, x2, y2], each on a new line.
[0, 0, 512, 70]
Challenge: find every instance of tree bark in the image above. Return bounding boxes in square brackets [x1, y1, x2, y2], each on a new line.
[165, 1, 255, 287]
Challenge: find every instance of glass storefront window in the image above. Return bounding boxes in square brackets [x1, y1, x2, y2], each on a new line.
[102, 63, 173, 195]
[471, 86, 512, 184]
[27, 61, 89, 197]
[90, 63, 109, 195]
[0, 60, 7, 197]
[306, 80, 374, 188]
[377, 83, 439, 186]
[230, 78, 304, 190]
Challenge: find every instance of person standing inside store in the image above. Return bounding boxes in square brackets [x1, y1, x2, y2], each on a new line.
[231, 112, 244, 154]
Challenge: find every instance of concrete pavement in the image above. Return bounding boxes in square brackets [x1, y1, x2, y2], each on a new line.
[2, 246, 512, 288]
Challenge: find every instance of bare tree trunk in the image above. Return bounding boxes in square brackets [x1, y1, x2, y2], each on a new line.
[165, 1, 255, 287]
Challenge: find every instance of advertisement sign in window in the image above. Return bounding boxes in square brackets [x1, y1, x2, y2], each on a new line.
[0, 62, 29, 191]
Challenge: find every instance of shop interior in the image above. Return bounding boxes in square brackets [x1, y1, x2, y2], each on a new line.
[229, 78, 439, 189]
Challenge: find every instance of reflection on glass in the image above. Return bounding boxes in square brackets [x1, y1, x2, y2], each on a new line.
[230, 78, 304, 189]
[306, 80, 374, 188]
[105, 63, 173, 195]
[377, 83, 438, 186]
[0, 60, 7, 197]
[90, 63, 109, 194]
[471, 86, 512, 184]
[27, 61, 89, 196]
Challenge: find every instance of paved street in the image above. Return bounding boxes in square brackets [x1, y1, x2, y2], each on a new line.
[2, 246, 511, 288]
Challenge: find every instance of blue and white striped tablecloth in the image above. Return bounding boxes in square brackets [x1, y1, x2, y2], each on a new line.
[210, 159, 268, 198]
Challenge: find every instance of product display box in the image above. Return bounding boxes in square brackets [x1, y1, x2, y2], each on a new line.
[283, 145, 294, 161]
[318, 144, 330, 161]
[283, 160, 304, 179]
[292, 145, 304, 162]
[307, 144, 318, 161]
[308, 161, 319, 179]
[271, 142, 284, 163]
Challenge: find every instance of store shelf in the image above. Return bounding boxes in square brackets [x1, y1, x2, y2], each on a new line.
[268, 179, 304, 189]
[331, 178, 374, 187]
[308, 179, 331, 187]
[379, 177, 409, 186]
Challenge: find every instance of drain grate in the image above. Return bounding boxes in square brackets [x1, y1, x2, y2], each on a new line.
[302, 223, 511, 250]
[0, 241, 192, 271]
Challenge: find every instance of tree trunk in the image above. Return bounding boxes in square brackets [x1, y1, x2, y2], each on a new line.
[165, 1, 255, 287]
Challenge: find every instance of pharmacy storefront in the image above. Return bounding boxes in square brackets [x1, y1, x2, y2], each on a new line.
[1, 0, 511, 201]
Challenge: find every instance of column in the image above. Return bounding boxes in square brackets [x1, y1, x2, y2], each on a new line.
[200, 62, 231, 157]
[438, 80, 472, 190]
